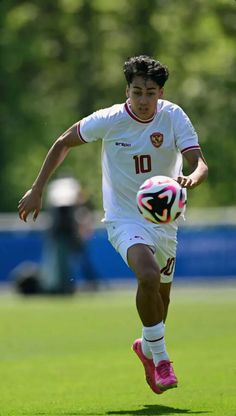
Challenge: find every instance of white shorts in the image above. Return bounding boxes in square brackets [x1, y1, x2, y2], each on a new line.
[106, 220, 178, 283]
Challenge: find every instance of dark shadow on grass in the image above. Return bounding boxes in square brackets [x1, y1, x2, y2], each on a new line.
[107, 404, 211, 415]
[22, 405, 211, 416]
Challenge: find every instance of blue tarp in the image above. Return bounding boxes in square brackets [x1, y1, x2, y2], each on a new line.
[0, 225, 236, 282]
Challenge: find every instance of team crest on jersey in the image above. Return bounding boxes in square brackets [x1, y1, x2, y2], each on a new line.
[150, 132, 163, 148]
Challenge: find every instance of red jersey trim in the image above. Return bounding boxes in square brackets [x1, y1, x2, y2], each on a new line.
[181, 145, 200, 154]
[77, 123, 87, 143]
[124, 101, 156, 124]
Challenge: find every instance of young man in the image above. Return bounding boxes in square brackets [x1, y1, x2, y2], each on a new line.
[18, 55, 208, 394]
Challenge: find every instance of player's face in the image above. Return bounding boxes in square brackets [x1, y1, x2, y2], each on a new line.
[126, 76, 163, 120]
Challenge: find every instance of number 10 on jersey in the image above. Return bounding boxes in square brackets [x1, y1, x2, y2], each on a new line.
[133, 155, 152, 174]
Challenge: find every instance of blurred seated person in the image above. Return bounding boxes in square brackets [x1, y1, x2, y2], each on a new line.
[40, 175, 99, 294]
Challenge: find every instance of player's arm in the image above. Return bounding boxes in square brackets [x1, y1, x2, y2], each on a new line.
[176, 148, 208, 189]
[18, 122, 84, 222]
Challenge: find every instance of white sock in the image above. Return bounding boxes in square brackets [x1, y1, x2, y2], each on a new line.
[143, 322, 169, 366]
[141, 329, 152, 359]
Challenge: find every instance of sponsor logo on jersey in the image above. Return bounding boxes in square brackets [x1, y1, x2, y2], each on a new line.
[150, 132, 163, 148]
[115, 141, 131, 147]
[129, 235, 144, 241]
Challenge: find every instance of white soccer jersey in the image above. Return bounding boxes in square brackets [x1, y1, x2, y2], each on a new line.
[77, 99, 200, 222]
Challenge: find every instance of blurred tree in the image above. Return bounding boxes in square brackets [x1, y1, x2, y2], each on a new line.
[126, 0, 161, 57]
[0, 0, 235, 211]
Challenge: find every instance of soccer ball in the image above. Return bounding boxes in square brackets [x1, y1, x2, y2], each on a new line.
[136, 175, 186, 224]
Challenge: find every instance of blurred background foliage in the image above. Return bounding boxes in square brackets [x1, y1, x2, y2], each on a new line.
[1, 0, 236, 211]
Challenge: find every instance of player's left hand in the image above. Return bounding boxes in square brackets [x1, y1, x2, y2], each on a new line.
[175, 175, 197, 189]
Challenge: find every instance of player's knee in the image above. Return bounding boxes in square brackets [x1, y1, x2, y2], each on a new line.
[137, 265, 160, 291]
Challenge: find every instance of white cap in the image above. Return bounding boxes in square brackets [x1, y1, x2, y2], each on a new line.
[46, 177, 81, 207]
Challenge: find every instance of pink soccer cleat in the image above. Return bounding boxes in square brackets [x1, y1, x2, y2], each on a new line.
[155, 360, 178, 391]
[132, 339, 163, 394]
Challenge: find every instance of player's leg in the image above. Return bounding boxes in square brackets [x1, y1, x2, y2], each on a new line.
[128, 243, 177, 391]
[127, 243, 165, 393]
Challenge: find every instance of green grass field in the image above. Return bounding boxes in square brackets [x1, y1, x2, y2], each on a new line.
[0, 284, 235, 416]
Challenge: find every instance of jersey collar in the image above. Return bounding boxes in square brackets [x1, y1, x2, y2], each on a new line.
[124, 99, 156, 123]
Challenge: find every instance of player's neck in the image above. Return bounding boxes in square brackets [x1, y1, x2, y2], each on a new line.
[127, 99, 157, 122]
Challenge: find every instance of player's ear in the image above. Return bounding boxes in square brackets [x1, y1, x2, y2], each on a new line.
[159, 87, 164, 98]
[126, 85, 130, 98]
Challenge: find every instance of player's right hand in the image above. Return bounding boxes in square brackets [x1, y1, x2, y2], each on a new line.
[18, 188, 42, 222]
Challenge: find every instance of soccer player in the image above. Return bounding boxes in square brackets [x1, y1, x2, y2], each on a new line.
[18, 55, 208, 394]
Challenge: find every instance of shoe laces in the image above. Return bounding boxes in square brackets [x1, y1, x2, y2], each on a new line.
[156, 360, 172, 379]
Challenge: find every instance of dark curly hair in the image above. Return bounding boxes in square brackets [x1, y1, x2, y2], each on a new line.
[123, 55, 169, 88]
